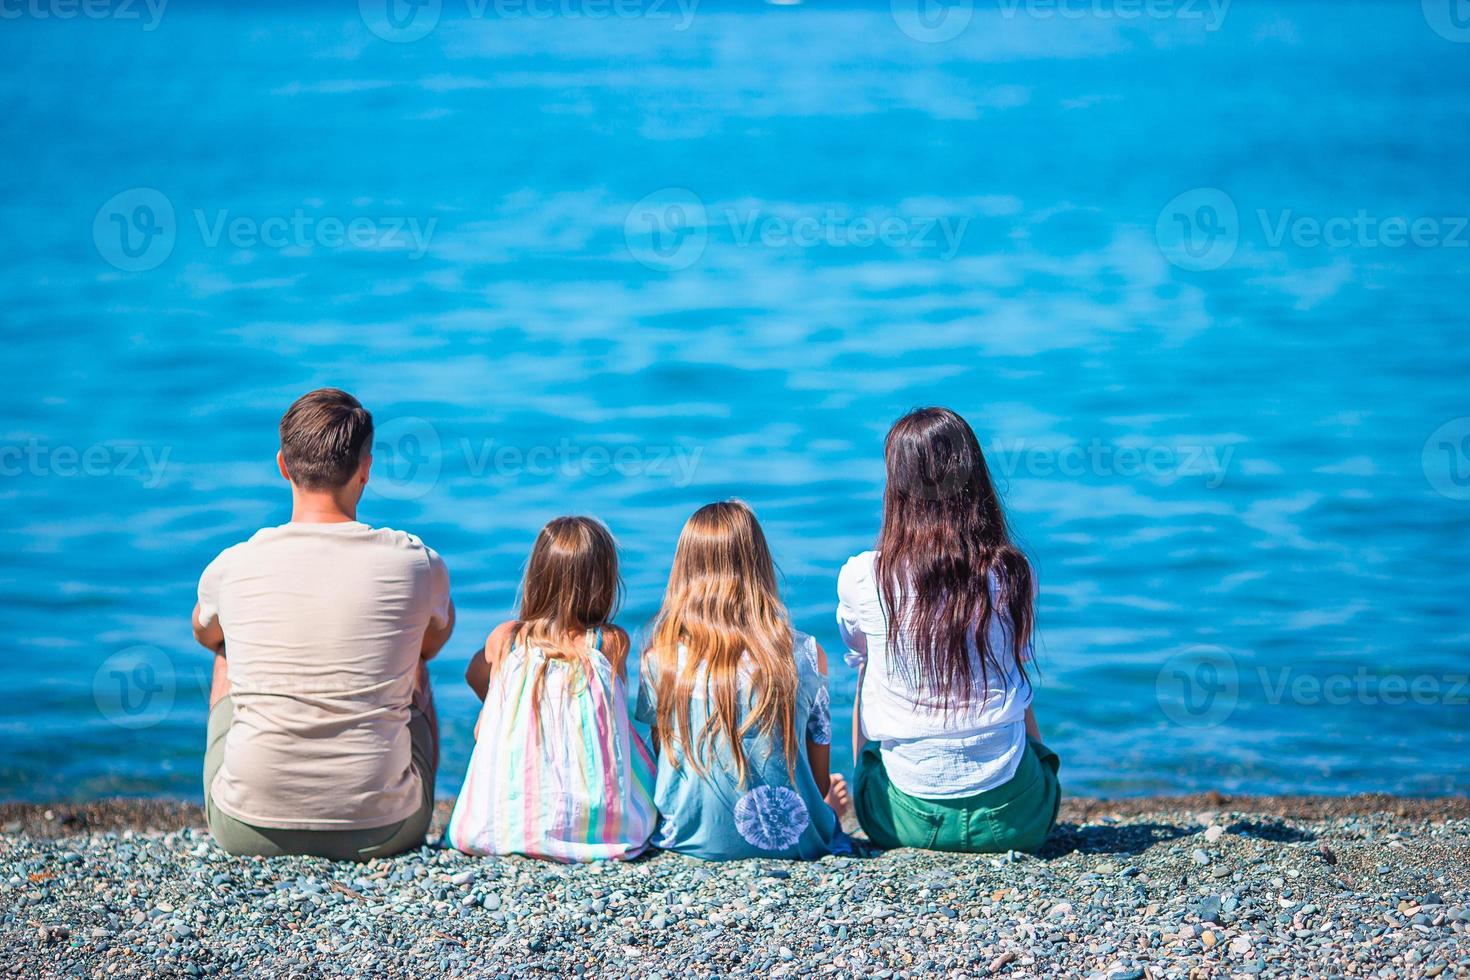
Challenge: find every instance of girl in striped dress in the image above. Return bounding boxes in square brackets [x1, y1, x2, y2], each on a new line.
[446, 517, 656, 862]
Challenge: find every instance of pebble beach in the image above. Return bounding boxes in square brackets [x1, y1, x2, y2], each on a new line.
[4, 795, 1468, 979]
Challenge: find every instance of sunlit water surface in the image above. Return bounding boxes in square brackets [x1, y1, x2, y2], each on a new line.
[2, 1, 1468, 801]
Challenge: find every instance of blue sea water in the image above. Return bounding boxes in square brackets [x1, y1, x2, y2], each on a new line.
[2, 1, 1468, 802]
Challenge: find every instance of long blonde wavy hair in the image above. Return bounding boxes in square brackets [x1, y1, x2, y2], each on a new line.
[648, 500, 797, 787]
[508, 516, 624, 717]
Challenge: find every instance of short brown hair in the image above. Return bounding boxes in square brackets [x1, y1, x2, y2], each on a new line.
[279, 388, 374, 490]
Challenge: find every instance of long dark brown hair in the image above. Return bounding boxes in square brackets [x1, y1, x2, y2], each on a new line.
[874, 407, 1033, 710]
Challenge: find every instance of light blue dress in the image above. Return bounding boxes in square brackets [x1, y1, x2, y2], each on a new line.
[634, 629, 849, 861]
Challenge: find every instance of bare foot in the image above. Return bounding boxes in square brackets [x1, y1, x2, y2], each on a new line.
[825, 773, 853, 823]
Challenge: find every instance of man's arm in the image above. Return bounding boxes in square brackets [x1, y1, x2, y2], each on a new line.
[422, 599, 455, 660]
[192, 601, 224, 654]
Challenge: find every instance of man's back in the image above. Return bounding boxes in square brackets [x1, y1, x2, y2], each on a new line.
[198, 521, 450, 830]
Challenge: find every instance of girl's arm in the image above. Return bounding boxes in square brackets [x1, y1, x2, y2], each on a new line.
[807, 740, 832, 797]
[1025, 704, 1041, 742]
[805, 640, 833, 797]
[464, 621, 517, 702]
[633, 644, 660, 757]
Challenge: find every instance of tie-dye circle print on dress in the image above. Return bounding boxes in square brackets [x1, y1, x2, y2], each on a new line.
[733, 786, 810, 850]
[635, 630, 850, 861]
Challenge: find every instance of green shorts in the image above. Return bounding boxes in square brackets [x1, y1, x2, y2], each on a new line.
[855, 737, 1061, 854]
[202, 695, 436, 861]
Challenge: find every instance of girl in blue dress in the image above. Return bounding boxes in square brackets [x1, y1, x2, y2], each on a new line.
[636, 500, 851, 860]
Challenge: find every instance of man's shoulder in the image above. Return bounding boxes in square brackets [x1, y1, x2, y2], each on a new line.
[353, 523, 435, 553]
[234, 523, 439, 565]
[363, 528, 446, 577]
[202, 536, 255, 573]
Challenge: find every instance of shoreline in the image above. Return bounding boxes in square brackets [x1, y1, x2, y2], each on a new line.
[5, 795, 1467, 978]
[4, 793, 1469, 840]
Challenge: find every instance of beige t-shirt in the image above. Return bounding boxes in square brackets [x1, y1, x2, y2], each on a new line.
[197, 521, 451, 830]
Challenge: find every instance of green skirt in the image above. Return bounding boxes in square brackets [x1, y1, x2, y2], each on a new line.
[854, 738, 1061, 854]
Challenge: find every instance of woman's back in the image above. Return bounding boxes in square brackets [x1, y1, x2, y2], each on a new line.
[448, 629, 657, 862]
[839, 550, 1032, 798]
[843, 406, 1058, 855]
[635, 630, 845, 860]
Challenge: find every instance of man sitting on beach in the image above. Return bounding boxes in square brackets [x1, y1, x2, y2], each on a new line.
[190, 388, 454, 860]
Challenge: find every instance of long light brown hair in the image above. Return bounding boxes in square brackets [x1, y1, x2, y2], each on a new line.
[509, 516, 624, 713]
[648, 501, 797, 787]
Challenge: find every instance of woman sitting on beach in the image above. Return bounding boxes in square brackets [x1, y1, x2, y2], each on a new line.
[446, 517, 657, 862]
[636, 500, 851, 861]
[838, 407, 1060, 854]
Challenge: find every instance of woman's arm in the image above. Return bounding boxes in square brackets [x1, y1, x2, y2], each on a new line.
[835, 560, 869, 661]
[464, 621, 517, 702]
[1025, 704, 1041, 742]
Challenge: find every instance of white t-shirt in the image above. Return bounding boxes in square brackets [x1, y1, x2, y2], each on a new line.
[836, 550, 1031, 800]
[197, 521, 451, 830]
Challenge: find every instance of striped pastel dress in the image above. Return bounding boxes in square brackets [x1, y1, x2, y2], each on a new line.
[446, 628, 657, 862]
